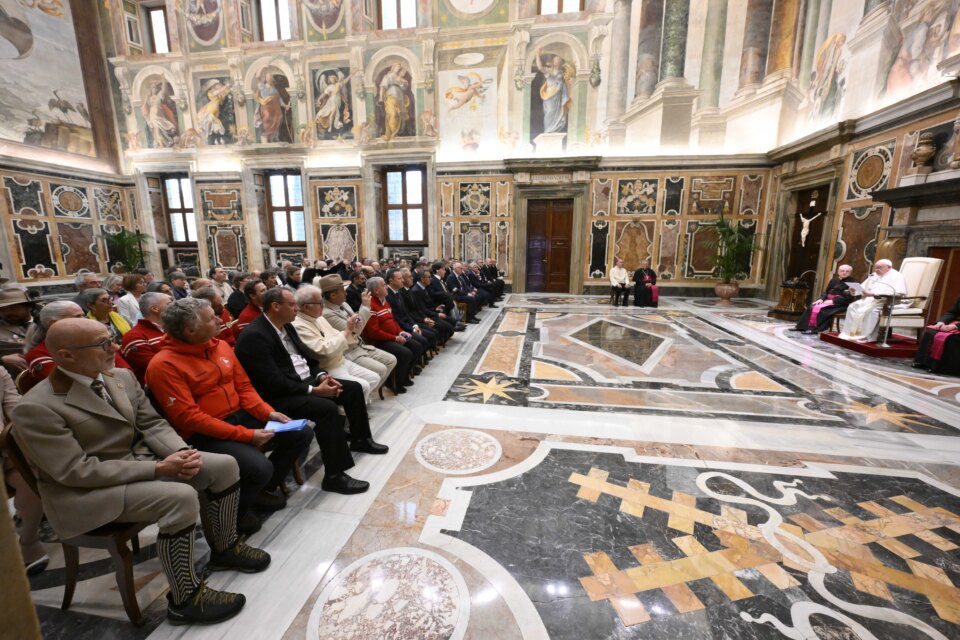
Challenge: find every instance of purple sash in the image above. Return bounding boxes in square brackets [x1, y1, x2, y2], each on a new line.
[644, 276, 659, 304]
[808, 297, 835, 328]
[930, 331, 953, 361]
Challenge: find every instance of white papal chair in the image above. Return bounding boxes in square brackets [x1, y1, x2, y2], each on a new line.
[877, 257, 943, 340]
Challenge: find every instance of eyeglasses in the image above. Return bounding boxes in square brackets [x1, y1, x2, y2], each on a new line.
[64, 338, 117, 352]
[301, 301, 324, 306]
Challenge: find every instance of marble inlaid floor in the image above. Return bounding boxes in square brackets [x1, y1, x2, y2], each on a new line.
[28, 295, 960, 640]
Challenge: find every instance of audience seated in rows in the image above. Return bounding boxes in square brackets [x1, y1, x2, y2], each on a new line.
[363, 276, 424, 389]
[386, 269, 437, 354]
[12, 317, 270, 625]
[234, 288, 386, 492]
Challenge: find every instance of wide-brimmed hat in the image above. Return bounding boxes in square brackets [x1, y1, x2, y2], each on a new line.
[0, 286, 35, 308]
[319, 274, 345, 294]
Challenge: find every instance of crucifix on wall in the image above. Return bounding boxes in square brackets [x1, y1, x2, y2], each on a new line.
[798, 191, 823, 248]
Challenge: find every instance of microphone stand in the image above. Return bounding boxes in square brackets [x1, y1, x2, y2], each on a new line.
[866, 281, 899, 349]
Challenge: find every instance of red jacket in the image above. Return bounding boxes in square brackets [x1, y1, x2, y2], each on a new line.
[145, 335, 273, 443]
[362, 295, 403, 343]
[234, 303, 261, 340]
[120, 319, 165, 382]
[216, 307, 236, 346]
[26, 342, 132, 380]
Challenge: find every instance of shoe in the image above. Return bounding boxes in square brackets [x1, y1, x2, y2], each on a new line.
[24, 554, 49, 576]
[411, 366, 423, 375]
[252, 489, 287, 512]
[350, 438, 389, 454]
[167, 583, 246, 625]
[393, 385, 407, 394]
[467, 318, 480, 324]
[489, 304, 499, 308]
[209, 541, 271, 574]
[237, 511, 262, 535]
[321, 473, 370, 495]
[401, 378, 414, 387]
[455, 324, 466, 332]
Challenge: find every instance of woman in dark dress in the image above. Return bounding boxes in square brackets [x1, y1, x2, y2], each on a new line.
[793, 264, 857, 333]
[914, 295, 960, 375]
[633, 258, 658, 308]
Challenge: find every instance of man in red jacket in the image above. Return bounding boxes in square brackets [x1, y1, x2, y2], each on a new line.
[146, 297, 312, 534]
[361, 276, 423, 388]
[234, 280, 267, 340]
[120, 291, 171, 382]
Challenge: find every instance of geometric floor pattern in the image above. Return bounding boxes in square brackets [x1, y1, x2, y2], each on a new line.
[28, 294, 960, 640]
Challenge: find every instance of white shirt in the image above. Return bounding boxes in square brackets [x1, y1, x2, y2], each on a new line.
[212, 280, 234, 300]
[116, 292, 142, 326]
[610, 266, 629, 287]
[861, 268, 908, 306]
[60, 368, 105, 388]
[268, 318, 313, 383]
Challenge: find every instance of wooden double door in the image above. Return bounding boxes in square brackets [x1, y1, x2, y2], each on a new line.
[525, 198, 573, 293]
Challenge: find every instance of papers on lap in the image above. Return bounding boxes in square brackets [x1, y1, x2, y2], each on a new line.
[266, 419, 312, 432]
[847, 282, 864, 295]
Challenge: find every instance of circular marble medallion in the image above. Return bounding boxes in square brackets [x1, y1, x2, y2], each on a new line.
[415, 428, 502, 475]
[855, 154, 885, 191]
[52, 185, 88, 216]
[308, 547, 470, 640]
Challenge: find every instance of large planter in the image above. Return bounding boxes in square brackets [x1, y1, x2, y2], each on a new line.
[714, 282, 739, 306]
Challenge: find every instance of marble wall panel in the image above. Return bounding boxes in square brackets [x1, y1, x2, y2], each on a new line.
[171, 248, 201, 274]
[2, 177, 46, 216]
[458, 182, 492, 216]
[320, 222, 359, 262]
[101, 223, 127, 273]
[592, 178, 612, 216]
[738, 175, 763, 215]
[588, 219, 609, 279]
[440, 181, 455, 217]
[657, 218, 680, 279]
[833, 205, 884, 279]
[276, 249, 308, 265]
[688, 176, 735, 215]
[56, 221, 100, 274]
[615, 178, 658, 215]
[442, 220, 455, 258]
[205, 224, 247, 270]
[459, 221, 491, 262]
[663, 177, 684, 215]
[95, 188, 123, 222]
[315, 185, 358, 218]
[845, 140, 895, 201]
[495, 182, 511, 217]
[683, 220, 719, 278]
[200, 185, 243, 222]
[50, 183, 90, 218]
[613, 220, 656, 271]
[10, 218, 58, 278]
[495, 221, 509, 273]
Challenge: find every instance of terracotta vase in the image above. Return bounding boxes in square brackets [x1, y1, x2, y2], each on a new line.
[911, 132, 936, 168]
[714, 282, 739, 306]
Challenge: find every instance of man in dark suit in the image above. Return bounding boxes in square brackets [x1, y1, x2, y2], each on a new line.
[401, 269, 453, 345]
[234, 288, 387, 495]
[385, 269, 436, 354]
[446, 262, 488, 317]
[427, 262, 459, 318]
[467, 262, 499, 307]
[481, 258, 505, 298]
[412, 269, 464, 333]
[345, 270, 366, 312]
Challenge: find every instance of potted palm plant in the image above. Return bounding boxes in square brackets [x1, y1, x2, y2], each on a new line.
[708, 212, 755, 306]
[110, 228, 151, 272]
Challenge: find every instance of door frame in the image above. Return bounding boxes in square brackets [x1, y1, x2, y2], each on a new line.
[512, 183, 589, 294]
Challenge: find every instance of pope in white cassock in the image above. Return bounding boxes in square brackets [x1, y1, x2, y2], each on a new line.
[838, 259, 908, 342]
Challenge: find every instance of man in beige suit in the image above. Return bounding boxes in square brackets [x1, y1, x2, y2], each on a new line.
[11, 318, 270, 625]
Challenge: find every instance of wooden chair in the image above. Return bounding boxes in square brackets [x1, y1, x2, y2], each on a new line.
[377, 369, 398, 400]
[456, 301, 468, 321]
[14, 369, 42, 395]
[0, 423, 149, 626]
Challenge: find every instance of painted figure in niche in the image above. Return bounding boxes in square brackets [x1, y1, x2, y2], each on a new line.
[314, 68, 354, 139]
[141, 80, 178, 148]
[806, 33, 846, 122]
[444, 72, 492, 112]
[530, 48, 574, 141]
[885, 1, 950, 96]
[186, 0, 222, 43]
[376, 63, 415, 141]
[255, 70, 293, 143]
[303, 0, 343, 34]
[196, 78, 235, 145]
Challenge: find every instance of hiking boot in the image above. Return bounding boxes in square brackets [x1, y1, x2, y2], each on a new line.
[209, 540, 271, 574]
[166, 582, 246, 625]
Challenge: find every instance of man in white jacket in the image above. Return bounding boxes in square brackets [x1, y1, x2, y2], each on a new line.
[609, 257, 630, 306]
[293, 284, 380, 401]
[838, 259, 908, 343]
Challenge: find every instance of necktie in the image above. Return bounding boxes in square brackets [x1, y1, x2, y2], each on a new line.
[90, 379, 116, 409]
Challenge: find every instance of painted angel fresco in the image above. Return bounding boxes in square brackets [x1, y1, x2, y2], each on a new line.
[443, 72, 493, 112]
[314, 67, 354, 139]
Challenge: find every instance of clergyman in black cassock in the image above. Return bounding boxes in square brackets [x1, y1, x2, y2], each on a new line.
[632, 260, 658, 308]
[914, 295, 960, 376]
[794, 265, 857, 333]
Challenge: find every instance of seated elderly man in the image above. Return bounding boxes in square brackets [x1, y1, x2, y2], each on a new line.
[235, 287, 386, 495]
[13, 318, 269, 625]
[838, 259, 908, 343]
[403, 269, 455, 344]
[70, 270, 102, 307]
[0, 284, 38, 374]
[146, 298, 314, 534]
[445, 262, 484, 321]
[793, 264, 858, 334]
[411, 268, 465, 333]
[385, 269, 436, 355]
[364, 276, 423, 389]
[120, 291, 172, 383]
[914, 295, 960, 375]
[320, 274, 400, 394]
[292, 284, 380, 400]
